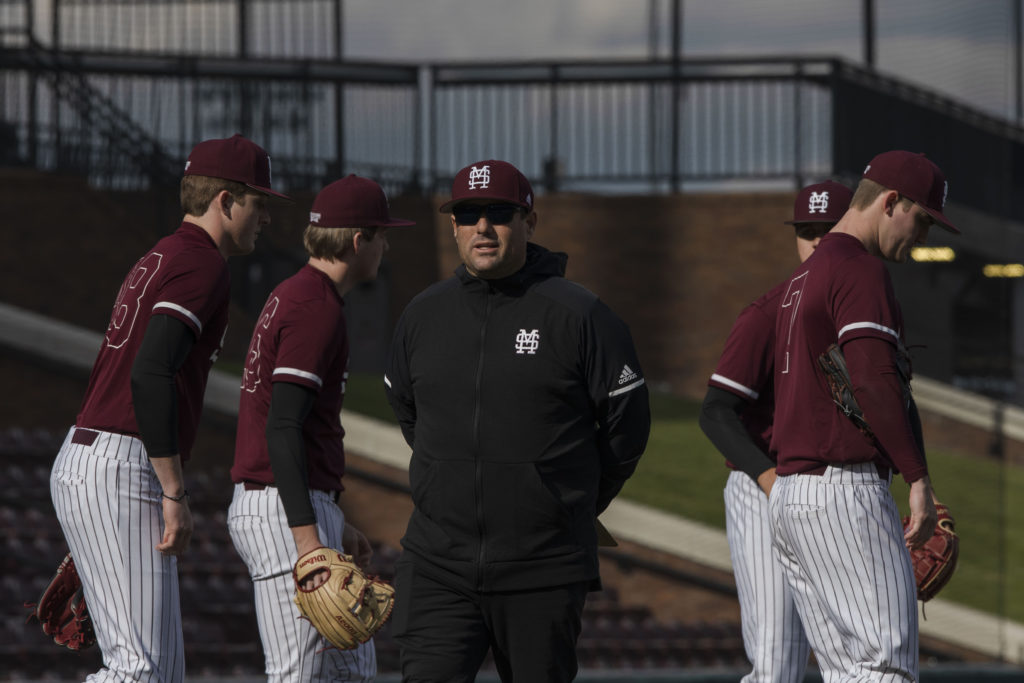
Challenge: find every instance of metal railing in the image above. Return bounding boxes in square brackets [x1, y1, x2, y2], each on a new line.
[3, 2, 1024, 219]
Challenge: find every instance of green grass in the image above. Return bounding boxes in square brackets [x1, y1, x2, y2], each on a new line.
[325, 373, 1024, 622]
[619, 393, 729, 529]
[626, 390, 1024, 623]
[344, 371, 397, 424]
[890, 450, 1024, 621]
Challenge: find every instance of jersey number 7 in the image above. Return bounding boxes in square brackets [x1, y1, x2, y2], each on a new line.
[779, 271, 808, 375]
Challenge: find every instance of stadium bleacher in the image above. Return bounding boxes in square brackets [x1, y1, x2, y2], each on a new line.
[0, 426, 757, 679]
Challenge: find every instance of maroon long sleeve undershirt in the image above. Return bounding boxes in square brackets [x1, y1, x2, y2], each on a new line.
[842, 336, 928, 484]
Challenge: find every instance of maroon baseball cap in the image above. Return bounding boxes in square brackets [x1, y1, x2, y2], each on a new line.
[309, 175, 415, 228]
[439, 159, 534, 213]
[184, 134, 290, 200]
[784, 180, 853, 225]
[861, 150, 958, 234]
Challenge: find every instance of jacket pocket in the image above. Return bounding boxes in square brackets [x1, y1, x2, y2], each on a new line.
[482, 461, 579, 561]
[408, 457, 475, 557]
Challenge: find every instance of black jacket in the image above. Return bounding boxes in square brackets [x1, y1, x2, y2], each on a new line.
[385, 243, 650, 592]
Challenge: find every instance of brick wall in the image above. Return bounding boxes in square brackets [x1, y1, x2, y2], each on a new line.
[1, 168, 1017, 460]
[0, 170, 801, 397]
[411, 191, 801, 397]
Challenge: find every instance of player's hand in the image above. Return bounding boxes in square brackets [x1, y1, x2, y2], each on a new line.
[905, 476, 938, 550]
[756, 467, 777, 497]
[297, 557, 329, 591]
[343, 523, 373, 569]
[157, 496, 193, 556]
[292, 527, 330, 590]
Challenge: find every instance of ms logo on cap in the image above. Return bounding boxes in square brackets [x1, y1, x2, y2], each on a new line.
[808, 191, 830, 214]
[468, 165, 491, 189]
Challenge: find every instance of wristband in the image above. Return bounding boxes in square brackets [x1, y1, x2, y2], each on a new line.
[162, 490, 190, 503]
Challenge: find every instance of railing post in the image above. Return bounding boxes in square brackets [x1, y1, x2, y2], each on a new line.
[548, 64, 559, 192]
[670, 0, 682, 192]
[428, 65, 437, 195]
[51, 0, 62, 164]
[24, 0, 37, 167]
[238, 0, 251, 134]
[334, 79, 345, 177]
[334, 0, 344, 176]
[1015, 0, 1022, 125]
[862, 0, 875, 70]
[793, 61, 803, 189]
[828, 59, 842, 181]
[412, 65, 427, 195]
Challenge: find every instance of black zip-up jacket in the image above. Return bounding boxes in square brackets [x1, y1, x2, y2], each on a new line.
[385, 243, 651, 592]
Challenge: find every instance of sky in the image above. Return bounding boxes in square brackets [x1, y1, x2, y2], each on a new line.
[338, 0, 1018, 123]
[6, 0, 1019, 196]
[16, 0, 1018, 122]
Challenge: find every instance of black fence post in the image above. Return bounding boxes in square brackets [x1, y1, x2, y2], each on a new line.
[334, 0, 344, 177]
[670, 0, 682, 193]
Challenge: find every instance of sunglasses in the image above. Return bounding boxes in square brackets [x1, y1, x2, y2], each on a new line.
[452, 203, 523, 226]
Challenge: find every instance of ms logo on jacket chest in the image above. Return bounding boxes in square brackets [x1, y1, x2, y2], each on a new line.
[515, 329, 540, 355]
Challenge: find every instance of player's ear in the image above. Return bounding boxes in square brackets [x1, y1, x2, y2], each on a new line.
[882, 190, 899, 217]
[451, 214, 458, 238]
[218, 190, 235, 219]
[341, 231, 365, 262]
[524, 210, 537, 239]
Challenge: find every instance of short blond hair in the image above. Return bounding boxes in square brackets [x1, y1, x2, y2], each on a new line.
[850, 178, 914, 212]
[180, 175, 251, 216]
[302, 224, 379, 261]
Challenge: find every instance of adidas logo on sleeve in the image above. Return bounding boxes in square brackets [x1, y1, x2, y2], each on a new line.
[609, 364, 644, 397]
[618, 364, 638, 384]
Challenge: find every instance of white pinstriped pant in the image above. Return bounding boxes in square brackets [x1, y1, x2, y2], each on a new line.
[725, 470, 811, 683]
[228, 483, 377, 682]
[50, 427, 185, 683]
[769, 463, 919, 683]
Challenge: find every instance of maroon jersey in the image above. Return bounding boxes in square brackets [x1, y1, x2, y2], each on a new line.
[232, 264, 349, 492]
[771, 232, 923, 476]
[76, 222, 230, 460]
[708, 281, 786, 464]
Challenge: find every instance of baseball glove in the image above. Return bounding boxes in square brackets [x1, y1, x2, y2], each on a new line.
[25, 552, 96, 650]
[293, 547, 396, 650]
[818, 343, 874, 438]
[902, 503, 959, 602]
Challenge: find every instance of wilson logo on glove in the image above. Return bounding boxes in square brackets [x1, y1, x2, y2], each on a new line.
[292, 547, 396, 651]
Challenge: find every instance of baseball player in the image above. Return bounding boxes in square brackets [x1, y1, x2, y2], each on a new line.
[227, 175, 415, 682]
[769, 151, 957, 681]
[49, 134, 289, 682]
[700, 180, 852, 683]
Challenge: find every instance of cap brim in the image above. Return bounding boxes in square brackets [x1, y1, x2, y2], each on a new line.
[920, 206, 960, 235]
[247, 183, 293, 201]
[783, 220, 840, 226]
[438, 197, 532, 213]
[378, 218, 416, 227]
[314, 217, 417, 228]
